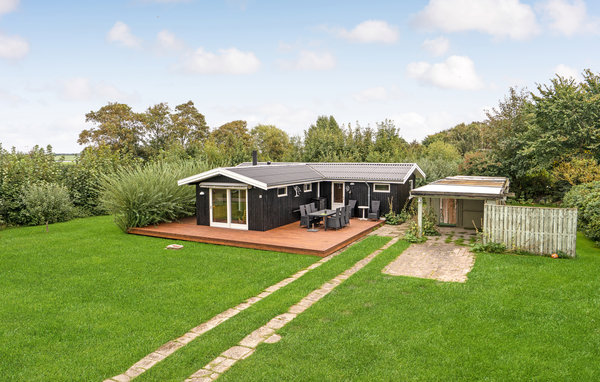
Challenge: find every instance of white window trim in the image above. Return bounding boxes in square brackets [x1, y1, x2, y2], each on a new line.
[409, 179, 414, 190]
[277, 186, 288, 197]
[373, 183, 391, 193]
[303, 183, 312, 192]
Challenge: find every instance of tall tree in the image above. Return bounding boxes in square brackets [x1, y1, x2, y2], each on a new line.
[210, 120, 252, 164]
[251, 124, 291, 161]
[141, 102, 172, 157]
[171, 101, 208, 148]
[303, 115, 345, 162]
[79, 103, 143, 156]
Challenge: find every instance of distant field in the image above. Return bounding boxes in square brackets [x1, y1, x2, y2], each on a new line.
[54, 154, 78, 162]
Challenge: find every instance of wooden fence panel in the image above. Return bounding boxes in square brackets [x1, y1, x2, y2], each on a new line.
[483, 204, 578, 257]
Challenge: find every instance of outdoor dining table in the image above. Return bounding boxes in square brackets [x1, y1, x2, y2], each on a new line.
[307, 209, 336, 232]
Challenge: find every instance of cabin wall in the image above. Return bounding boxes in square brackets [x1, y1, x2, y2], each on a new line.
[196, 184, 210, 226]
[260, 183, 317, 231]
[248, 187, 264, 231]
[343, 176, 415, 217]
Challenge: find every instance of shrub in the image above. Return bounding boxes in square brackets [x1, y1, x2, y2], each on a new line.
[21, 182, 74, 230]
[99, 160, 212, 231]
[384, 196, 411, 225]
[471, 241, 506, 253]
[563, 181, 600, 241]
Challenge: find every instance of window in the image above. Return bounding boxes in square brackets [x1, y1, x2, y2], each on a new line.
[373, 183, 390, 193]
[277, 187, 287, 197]
[409, 180, 414, 190]
[303, 183, 312, 192]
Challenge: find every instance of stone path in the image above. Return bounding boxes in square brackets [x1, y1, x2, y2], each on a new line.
[382, 240, 475, 283]
[184, 237, 400, 382]
[104, 248, 348, 382]
[369, 222, 408, 237]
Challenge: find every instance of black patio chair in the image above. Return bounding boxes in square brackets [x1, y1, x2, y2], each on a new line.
[345, 206, 351, 225]
[300, 204, 310, 227]
[347, 199, 357, 217]
[367, 200, 381, 220]
[340, 206, 348, 227]
[326, 208, 343, 230]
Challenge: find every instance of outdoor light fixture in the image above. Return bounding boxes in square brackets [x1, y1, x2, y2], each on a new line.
[350, 182, 355, 186]
[199, 191, 205, 196]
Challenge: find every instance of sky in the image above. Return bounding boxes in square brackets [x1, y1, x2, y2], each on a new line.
[1, 0, 599, 153]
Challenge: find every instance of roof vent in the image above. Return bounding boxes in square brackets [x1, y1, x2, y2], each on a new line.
[252, 150, 258, 166]
[267, 161, 271, 165]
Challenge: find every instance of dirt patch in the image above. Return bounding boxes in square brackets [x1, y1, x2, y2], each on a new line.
[382, 241, 475, 283]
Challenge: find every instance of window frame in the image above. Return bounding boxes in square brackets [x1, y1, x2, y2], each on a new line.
[277, 186, 288, 197]
[303, 183, 313, 193]
[373, 183, 391, 193]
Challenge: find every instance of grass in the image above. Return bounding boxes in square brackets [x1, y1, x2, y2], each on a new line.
[0, 216, 316, 381]
[221, 234, 600, 381]
[137, 235, 390, 381]
[4, 216, 600, 381]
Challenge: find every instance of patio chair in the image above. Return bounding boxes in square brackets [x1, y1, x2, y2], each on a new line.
[367, 200, 381, 220]
[340, 206, 349, 227]
[300, 204, 310, 227]
[309, 202, 317, 212]
[347, 199, 357, 217]
[325, 208, 343, 230]
[345, 206, 351, 225]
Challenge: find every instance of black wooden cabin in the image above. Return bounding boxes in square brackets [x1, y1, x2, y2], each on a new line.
[178, 161, 425, 231]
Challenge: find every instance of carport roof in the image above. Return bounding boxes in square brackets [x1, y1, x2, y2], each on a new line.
[410, 176, 510, 199]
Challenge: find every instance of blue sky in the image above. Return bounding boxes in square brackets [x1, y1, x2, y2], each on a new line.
[1, 0, 599, 152]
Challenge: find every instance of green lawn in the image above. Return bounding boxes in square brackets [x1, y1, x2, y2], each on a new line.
[3, 217, 599, 381]
[0, 216, 316, 381]
[222, 234, 600, 381]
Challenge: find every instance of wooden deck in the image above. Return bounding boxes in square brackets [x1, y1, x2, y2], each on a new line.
[128, 217, 385, 257]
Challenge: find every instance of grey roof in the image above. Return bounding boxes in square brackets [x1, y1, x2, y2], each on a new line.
[228, 164, 323, 188]
[178, 162, 425, 189]
[309, 162, 420, 182]
[411, 176, 510, 199]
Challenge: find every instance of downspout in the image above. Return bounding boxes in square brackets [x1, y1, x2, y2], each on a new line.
[364, 181, 370, 208]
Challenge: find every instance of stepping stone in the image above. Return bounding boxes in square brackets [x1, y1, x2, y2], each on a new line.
[264, 334, 282, 344]
[222, 346, 253, 360]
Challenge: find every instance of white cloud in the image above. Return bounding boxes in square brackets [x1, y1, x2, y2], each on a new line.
[422, 36, 449, 56]
[0, 32, 29, 59]
[279, 50, 336, 71]
[0, 0, 18, 15]
[353, 86, 394, 103]
[415, 0, 540, 40]
[539, 0, 599, 36]
[554, 64, 580, 80]
[407, 55, 484, 90]
[60, 77, 137, 102]
[210, 103, 315, 136]
[107, 21, 141, 48]
[393, 110, 485, 142]
[156, 29, 185, 52]
[180, 47, 260, 74]
[337, 20, 399, 43]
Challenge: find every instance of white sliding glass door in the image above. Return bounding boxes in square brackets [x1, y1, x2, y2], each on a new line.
[210, 188, 248, 230]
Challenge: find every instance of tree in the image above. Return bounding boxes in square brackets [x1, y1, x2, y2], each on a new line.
[21, 182, 74, 231]
[141, 102, 172, 157]
[423, 121, 488, 155]
[79, 103, 143, 156]
[171, 101, 208, 149]
[303, 116, 346, 162]
[210, 120, 252, 164]
[251, 124, 291, 161]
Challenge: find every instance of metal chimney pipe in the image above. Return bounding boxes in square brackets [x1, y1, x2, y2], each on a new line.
[252, 150, 258, 166]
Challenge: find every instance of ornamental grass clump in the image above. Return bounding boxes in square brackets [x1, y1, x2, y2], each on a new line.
[100, 160, 211, 231]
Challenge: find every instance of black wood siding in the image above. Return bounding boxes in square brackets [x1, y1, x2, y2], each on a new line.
[255, 183, 316, 231]
[248, 187, 264, 231]
[196, 184, 210, 225]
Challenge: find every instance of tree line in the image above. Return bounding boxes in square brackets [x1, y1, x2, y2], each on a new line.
[2, 69, 600, 228]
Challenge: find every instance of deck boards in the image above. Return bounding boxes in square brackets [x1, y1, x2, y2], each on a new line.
[128, 217, 384, 257]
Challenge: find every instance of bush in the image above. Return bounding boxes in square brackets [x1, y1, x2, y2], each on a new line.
[99, 160, 212, 231]
[563, 181, 600, 241]
[21, 182, 74, 230]
[471, 241, 506, 253]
